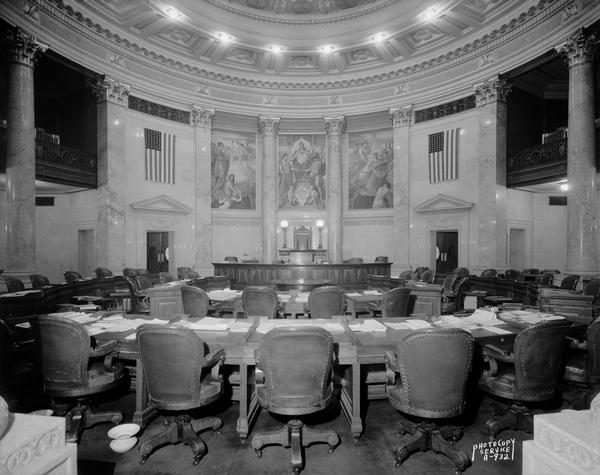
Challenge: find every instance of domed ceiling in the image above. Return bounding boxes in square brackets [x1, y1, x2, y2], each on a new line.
[74, 0, 529, 79]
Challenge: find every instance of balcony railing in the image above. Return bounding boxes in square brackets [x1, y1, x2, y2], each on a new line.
[507, 139, 567, 187]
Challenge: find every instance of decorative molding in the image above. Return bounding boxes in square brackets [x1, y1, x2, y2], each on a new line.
[324, 116, 346, 135]
[258, 116, 280, 136]
[6, 27, 46, 67]
[555, 28, 597, 67]
[414, 96, 476, 123]
[344, 217, 393, 226]
[22, 1, 40, 23]
[191, 106, 215, 128]
[390, 105, 414, 127]
[473, 76, 513, 106]
[130, 195, 192, 214]
[91, 76, 130, 106]
[128, 95, 190, 124]
[415, 194, 474, 214]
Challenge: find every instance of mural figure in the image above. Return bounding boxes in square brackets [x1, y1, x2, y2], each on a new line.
[278, 135, 326, 210]
[211, 131, 256, 209]
[348, 130, 393, 209]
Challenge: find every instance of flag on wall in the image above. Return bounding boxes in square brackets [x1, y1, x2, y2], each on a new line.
[428, 128, 459, 184]
[144, 128, 175, 184]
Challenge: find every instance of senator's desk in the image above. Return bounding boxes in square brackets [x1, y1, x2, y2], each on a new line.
[213, 262, 392, 290]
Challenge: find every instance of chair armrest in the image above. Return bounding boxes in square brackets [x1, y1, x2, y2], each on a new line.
[205, 348, 226, 367]
[384, 350, 400, 372]
[482, 344, 515, 363]
[89, 340, 120, 357]
[566, 336, 587, 351]
[367, 301, 381, 310]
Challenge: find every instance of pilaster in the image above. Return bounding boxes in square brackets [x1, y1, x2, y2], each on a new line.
[324, 116, 345, 263]
[258, 116, 280, 263]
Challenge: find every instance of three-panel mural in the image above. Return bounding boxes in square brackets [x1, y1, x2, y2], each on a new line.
[210, 128, 393, 211]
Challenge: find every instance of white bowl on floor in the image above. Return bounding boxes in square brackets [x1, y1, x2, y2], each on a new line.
[107, 423, 140, 439]
[109, 436, 137, 453]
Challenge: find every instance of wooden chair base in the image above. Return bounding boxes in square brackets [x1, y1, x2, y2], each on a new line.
[393, 420, 470, 474]
[139, 415, 222, 466]
[64, 403, 122, 443]
[485, 403, 533, 440]
[251, 419, 339, 474]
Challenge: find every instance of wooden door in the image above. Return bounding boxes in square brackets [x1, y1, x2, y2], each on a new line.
[435, 231, 458, 275]
[147, 232, 169, 274]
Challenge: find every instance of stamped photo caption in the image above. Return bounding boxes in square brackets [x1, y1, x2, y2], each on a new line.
[472, 438, 516, 463]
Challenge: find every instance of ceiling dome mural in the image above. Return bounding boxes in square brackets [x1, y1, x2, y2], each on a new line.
[217, 0, 381, 15]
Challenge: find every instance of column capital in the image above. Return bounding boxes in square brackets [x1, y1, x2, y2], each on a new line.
[324, 116, 345, 135]
[91, 76, 130, 106]
[191, 106, 215, 128]
[6, 27, 46, 67]
[389, 105, 414, 127]
[258, 116, 280, 136]
[555, 28, 597, 68]
[473, 75, 512, 106]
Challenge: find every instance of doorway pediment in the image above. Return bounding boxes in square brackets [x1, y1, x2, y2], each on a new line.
[414, 194, 474, 214]
[130, 195, 192, 214]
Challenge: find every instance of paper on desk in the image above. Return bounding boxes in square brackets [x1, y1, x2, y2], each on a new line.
[468, 309, 502, 326]
[71, 314, 100, 324]
[125, 333, 137, 340]
[228, 321, 253, 332]
[0, 289, 42, 298]
[15, 321, 31, 329]
[384, 322, 411, 330]
[345, 292, 361, 297]
[256, 321, 345, 333]
[482, 326, 512, 335]
[349, 319, 387, 333]
[363, 290, 382, 295]
[402, 319, 433, 330]
[78, 304, 99, 311]
[185, 317, 229, 331]
[86, 326, 106, 336]
[102, 314, 124, 321]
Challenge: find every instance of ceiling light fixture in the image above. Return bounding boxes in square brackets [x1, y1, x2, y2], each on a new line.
[371, 32, 387, 43]
[422, 7, 439, 21]
[320, 45, 336, 54]
[269, 45, 284, 53]
[216, 32, 232, 43]
[164, 6, 184, 20]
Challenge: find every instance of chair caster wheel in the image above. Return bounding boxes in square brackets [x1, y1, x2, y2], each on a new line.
[394, 460, 401, 468]
[192, 456, 201, 466]
[139, 455, 148, 465]
[255, 449, 262, 459]
[353, 438, 359, 446]
[328, 446, 334, 454]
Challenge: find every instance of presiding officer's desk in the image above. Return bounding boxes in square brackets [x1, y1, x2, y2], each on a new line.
[78, 309, 575, 442]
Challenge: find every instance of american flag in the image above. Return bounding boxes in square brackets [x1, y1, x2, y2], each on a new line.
[144, 128, 175, 184]
[428, 129, 459, 184]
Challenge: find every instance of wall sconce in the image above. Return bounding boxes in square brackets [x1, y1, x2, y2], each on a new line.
[281, 220, 289, 249]
[316, 220, 324, 250]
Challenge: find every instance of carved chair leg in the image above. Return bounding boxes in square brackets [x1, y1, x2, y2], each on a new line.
[485, 404, 528, 440]
[301, 425, 339, 453]
[191, 416, 222, 434]
[440, 425, 463, 444]
[83, 408, 123, 428]
[397, 419, 419, 437]
[251, 424, 290, 458]
[392, 427, 427, 468]
[139, 417, 179, 465]
[65, 406, 85, 443]
[289, 420, 304, 475]
[180, 417, 208, 466]
[430, 430, 471, 474]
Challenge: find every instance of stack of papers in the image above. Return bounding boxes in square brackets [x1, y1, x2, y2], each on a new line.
[439, 310, 502, 328]
[0, 289, 42, 298]
[349, 319, 387, 333]
[181, 317, 229, 331]
[345, 292, 361, 297]
[402, 319, 433, 330]
[501, 310, 565, 324]
[363, 290, 382, 296]
[208, 289, 242, 301]
[294, 292, 310, 303]
[256, 320, 344, 334]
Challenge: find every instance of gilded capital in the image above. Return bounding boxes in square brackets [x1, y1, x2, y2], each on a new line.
[390, 105, 414, 127]
[324, 116, 345, 136]
[191, 106, 215, 127]
[258, 116, 280, 136]
[473, 75, 512, 106]
[6, 27, 46, 67]
[555, 28, 597, 68]
[92, 76, 130, 106]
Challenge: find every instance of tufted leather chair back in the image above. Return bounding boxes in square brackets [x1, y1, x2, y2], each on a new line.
[505, 269, 524, 281]
[399, 270, 414, 280]
[413, 267, 429, 280]
[122, 268, 138, 278]
[242, 286, 279, 318]
[4, 276, 24, 293]
[513, 319, 571, 399]
[390, 328, 474, 419]
[95, 267, 113, 278]
[136, 325, 221, 411]
[178, 267, 200, 280]
[380, 287, 411, 318]
[585, 319, 600, 384]
[181, 286, 210, 318]
[255, 327, 334, 416]
[38, 315, 92, 392]
[308, 286, 345, 319]
[64, 271, 82, 282]
[535, 272, 554, 286]
[560, 274, 580, 291]
[420, 269, 435, 283]
[30, 274, 50, 288]
[136, 274, 153, 290]
[453, 267, 470, 278]
[481, 269, 497, 279]
[583, 279, 600, 297]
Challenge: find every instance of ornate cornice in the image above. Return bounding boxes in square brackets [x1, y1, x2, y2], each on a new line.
[415, 96, 476, 123]
[205, 0, 396, 25]
[5, 27, 46, 67]
[389, 105, 413, 127]
[92, 76, 130, 106]
[324, 116, 346, 135]
[128, 96, 190, 124]
[258, 116, 280, 136]
[191, 106, 215, 127]
[555, 28, 598, 67]
[473, 76, 513, 106]
[32, 0, 571, 90]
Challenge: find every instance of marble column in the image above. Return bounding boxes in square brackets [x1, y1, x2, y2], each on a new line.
[390, 106, 413, 275]
[92, 76, 130, 275]
[555, 29, 598, 275]
[473, 76, 512, 272]
[4, 28, 46, 282]
[192, 106, 215, 276]
[258, 117, 280, 264]
[324, 116, 345, 263]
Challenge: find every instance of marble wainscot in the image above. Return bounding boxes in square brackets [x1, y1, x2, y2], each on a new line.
[0, 413, 77, 474]
[522, 409, 600, 474]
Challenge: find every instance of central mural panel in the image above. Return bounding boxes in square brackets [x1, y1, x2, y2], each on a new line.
[277, 134, 327, 210]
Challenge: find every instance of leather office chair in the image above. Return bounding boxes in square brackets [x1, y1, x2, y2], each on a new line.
[413, 267, 429, 281]
[136, 324, 225, 466]
[480, 269, 497, 278]
[420, 269, 435, 283]
[375, 256, 388, 263]
[369, 287, 411, 318]
[136, 274, 154, 291]
[399, 270, 414, 280]
[181, 286, 210, 318]
[478, 319, 571, 438]
[242, 286, 280, 319]
[522, 268, 539, 277]
[562, 318, 600, 408]
[441, 274, 461, 314]
[504, 269, 524, 281]
[251, 327, 339, 474]
[452, 267, 469, 278]
[560, 274, 580, 291]
[38, 315, 125, 443]
[224, 256, 238, 263]
[122, 267, 138, 278]
[535, 272, 554, 286]
[94, 267, 113, 278]
[584, 278, 600, 319]
[30, 274, 51, 289]
[4, 276, 25, 293]
[385, 328, 474, 473]
[159, 272, 175, 283]
[541, 269, 560, 275]
[178, 266, 200, 280]
[64, 270, 83, 282]
[307, 286, 345, 318]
